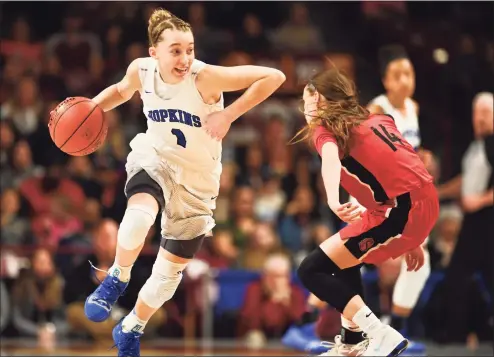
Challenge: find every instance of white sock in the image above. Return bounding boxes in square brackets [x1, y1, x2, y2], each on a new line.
[122, 310, 147, 333]
[341, 315, 362, 332]
[108, 263, 133, 282]
[352, 306, 383, 336]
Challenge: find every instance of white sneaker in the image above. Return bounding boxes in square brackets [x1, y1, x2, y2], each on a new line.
[362, 326, 408, 356]
[319, 335, 370, 356]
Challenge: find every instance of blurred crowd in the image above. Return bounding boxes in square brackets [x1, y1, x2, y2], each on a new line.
[1, 1, 492, 350]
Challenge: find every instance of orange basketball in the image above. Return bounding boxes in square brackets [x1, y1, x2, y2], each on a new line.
[48, 97, 108, 156]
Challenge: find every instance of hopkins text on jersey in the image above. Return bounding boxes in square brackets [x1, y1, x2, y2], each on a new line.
[147, 109, 202, 128]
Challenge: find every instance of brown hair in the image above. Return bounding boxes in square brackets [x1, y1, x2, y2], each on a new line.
[292, 68, 369, 156]
[148, 8, 192, 47]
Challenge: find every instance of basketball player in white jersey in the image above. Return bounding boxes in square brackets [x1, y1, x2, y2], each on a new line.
[76, 9, 285, 357]
[367, 45, 431, 351]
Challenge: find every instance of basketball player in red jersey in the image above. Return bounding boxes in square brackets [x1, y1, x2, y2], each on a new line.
[295, 67, 439, 356]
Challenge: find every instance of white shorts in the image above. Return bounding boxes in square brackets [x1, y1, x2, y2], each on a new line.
[125, 138, 220, 241]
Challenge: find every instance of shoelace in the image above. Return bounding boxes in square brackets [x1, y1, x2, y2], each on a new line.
[88, 261, 126, 300]
[110, 323, 142, 357]
[319, 334, 370, 356]
[347, 338, 370, 356]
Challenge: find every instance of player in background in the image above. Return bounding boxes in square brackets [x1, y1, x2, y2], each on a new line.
[68, 8, 285, 357]
[294, 67, 439, 356]
[367, 45, 434, 343]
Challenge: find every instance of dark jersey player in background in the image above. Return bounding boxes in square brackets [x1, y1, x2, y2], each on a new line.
[294, 67, 439, 357]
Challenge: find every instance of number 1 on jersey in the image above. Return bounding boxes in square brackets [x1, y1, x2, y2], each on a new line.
[171, 129, 187, 148]
[371, 124, 403, 151]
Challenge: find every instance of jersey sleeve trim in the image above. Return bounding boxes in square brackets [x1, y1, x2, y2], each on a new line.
[313, 126, 338, 156]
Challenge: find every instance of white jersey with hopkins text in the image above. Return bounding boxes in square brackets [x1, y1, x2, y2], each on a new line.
[370, 94, 421, 150]
[131, 57, 224, 175]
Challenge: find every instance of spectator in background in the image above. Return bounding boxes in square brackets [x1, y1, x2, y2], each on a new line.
[429, 204, 462, 269]
[110, 42, 147, 84]
[236, 13, 271, 55]
[11, 248, 66, 338]
[32, 194, 83, 252]
[237, 145, 269, 191]
[270, 3, 325, 54]
[224, 186, 257, 249]
[187, 2, 232, 63]
[214, 162, 237, 224]
[196, 229, 238, 269]
[254, 173, 286, 224]
[0, 17, 42, 73]
[92, 110, 127, 164]
[4, 140, 45, 189]
[1, 57, 25, 104]
[19, 163, 85, 217]
[261, 115, 294, 177]
[431, 92, 494, 343]
[0, 188, 32, 246]
[67, 156, 103, 200]
[26, 101, 67, 168]
[56, 198, 103, 280]
[45, 11, 103, 95]
[238, 253, 305, 345]
[278, 185, 316, 254]
[1, 75, 43, 136]
[102, 24, 125, 82]
[64, 220, 165, 342]
[293, 222, 333, 265]
[281, 152, 316, 199]
[240, 222, 285, 271]
[37, 56, 68, 102]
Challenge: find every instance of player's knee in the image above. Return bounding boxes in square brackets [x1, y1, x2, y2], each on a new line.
[117, 204, 157, 250]
[298, 253, 315, 286]
[139, 254, 185, 309]
[298, 248, 339, 288]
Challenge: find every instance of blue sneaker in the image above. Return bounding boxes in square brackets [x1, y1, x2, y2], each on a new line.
[112, 320, 142, 357]
[282, 324, 329, 354]
[84, 274, 128, 322]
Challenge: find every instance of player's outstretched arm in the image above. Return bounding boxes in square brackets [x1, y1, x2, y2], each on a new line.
[92, 59, 142, 112]
[200, 65, 286, 122]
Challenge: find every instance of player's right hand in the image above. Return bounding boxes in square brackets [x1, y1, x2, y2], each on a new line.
[330, 202, 363, 223]
[405, 245, 425, 271]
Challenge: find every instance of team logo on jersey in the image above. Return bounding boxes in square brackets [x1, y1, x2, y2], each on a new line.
[147, 109, 202, 128]
[359, 238, 375, 252]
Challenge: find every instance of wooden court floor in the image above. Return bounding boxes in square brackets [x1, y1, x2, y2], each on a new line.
[0, 339, 300, 356]
[1, 338, 493, 356]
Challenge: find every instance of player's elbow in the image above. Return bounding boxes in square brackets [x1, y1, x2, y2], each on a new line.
[268, 69, 286, 86]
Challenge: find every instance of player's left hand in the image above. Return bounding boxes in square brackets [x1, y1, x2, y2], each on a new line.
[330, 202, 363, 223]
[203, 110, 233, 141]
[405, 245, 425, 272]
